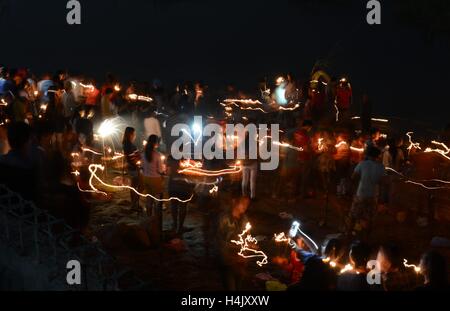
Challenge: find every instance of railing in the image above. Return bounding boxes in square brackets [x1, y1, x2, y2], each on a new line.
[0, 184, 148, 290]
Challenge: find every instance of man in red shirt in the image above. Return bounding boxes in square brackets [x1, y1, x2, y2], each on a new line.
[335, 78, 352, 122]
[309, 87, 326, 124]
[84, 79, 100, 115]
[293, 120, 314, 199]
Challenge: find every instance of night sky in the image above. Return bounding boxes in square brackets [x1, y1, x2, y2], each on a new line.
[1, 0, 450, 126]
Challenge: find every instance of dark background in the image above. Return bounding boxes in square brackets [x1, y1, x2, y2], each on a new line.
[1, 0, 449, 126]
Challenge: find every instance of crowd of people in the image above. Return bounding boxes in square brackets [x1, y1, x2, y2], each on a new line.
[218, 196, 449, 291]
[0, 64, 449, 291]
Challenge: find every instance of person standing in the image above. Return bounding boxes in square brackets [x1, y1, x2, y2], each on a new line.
[37, 73, 54, 103]
[293, 120, 314, 200]
[167, 155, 194, 235]
[144, 108, 162, 142]
[122, 127, 141, 211]
[347, 146, 384, 239]
[61, 80, 77, 127]
[335, 78, 352, 122]
[241, 132, 258, 200]
[141, 135, 165, 216]
[84, 79, 100, 115]
[334, 133, 351, 197]
[100, 88, 114, 119]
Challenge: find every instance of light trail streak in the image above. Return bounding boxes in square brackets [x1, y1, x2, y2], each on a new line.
[278, 104, 301, 111]
[173, 177, 222, 188]
[385, 167, 450, 190]
[273, 141, 303, 152]
[86, 164, 193, 202]
[79, 83, 95, 91]
[231, 222, 268, 267]
[403, 259, 420, 273]
[425, 179, 450, 184]
[259, 136, 303, 152]
[239, 106, 268, 113]
[81, 147, 103, 156]
[424, 141, 450, 161]
[127, 94, 153, 102]
[404, 181, 448, 190]
[77, 182, 106, 196]
[178, 161, 242, 177]
[297, 226, 319, 251]
[274, 232, 290, 243]
[335, 141, 348, 149]
[274, 232, 296, 248]
[352, 116, 389, 123]
[209, 185, 219, 194]
[71, 170, 80, 177]
[288, 221, 319, 252]
[223, 99, 263, 105]
[350, 146, 365, 153]
[222, 100, 300, 113]
[334, 103, 340, 122]
[317, 138, 325, 151]
[406, 132, 421, 155]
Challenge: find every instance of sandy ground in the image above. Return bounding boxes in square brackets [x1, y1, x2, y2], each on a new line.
[86, 168, 450, 290]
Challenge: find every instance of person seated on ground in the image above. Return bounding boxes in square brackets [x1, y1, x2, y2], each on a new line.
[415, 250, 449, 291]
[0, 122, 37, 201]
[337, 241, 371, 291]
[321, 238, 346, 273]
[33, 120, 56, 195]
[51, 152, 91, 235]
[288, 238, 337, 291]
[377, 244, 421, 291]
[216, 196, 251, 291]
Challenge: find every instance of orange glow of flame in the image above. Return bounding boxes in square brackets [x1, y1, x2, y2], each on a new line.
[340, 264, 354, 274]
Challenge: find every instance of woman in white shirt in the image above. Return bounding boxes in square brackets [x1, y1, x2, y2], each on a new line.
[143, 109, 162, 142]
[141, 134, 165, 216]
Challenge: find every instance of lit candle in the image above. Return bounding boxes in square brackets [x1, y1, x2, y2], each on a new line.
[161, 155, 166, 173]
